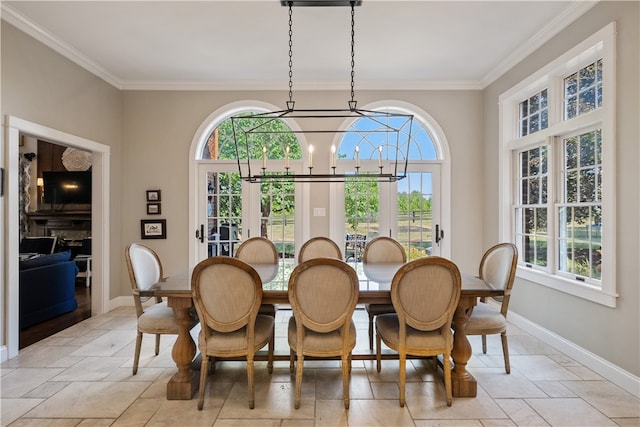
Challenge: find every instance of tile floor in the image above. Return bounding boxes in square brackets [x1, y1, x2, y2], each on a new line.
[1, 306, 639, 426]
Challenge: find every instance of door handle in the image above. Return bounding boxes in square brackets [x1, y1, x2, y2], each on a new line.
[196, 224, 204, 243]
[435, 224, 444, 246]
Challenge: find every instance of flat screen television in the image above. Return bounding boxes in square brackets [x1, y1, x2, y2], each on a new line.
[43, 171, 92, 204]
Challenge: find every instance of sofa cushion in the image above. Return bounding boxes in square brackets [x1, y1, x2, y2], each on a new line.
[19, 250, 72, 270]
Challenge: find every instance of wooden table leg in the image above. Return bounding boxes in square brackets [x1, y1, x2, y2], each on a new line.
[451, 295, 477, 397]
[166, 297, 198, 400]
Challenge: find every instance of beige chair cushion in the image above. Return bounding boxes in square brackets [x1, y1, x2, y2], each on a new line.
[375, 313, 451, 351]
[288, 317, 356, 353]
[465, 302, 507, 335]
[137, 301, 180, 333]
[199, 314, 274, 353]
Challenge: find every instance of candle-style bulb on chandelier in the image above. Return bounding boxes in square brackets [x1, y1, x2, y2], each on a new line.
[231, 0, 413, 183]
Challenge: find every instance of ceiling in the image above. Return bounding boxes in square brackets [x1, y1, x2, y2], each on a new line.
[2, 1, 596, 91]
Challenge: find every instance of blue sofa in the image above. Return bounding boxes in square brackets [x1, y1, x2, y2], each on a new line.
[19, 250, 78, 329]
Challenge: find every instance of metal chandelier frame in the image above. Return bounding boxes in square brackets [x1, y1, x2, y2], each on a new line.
[232, 0, 413, 183]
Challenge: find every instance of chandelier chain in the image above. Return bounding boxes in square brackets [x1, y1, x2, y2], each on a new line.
[350, 1, 355, 105]
[288, 3, 294, 107]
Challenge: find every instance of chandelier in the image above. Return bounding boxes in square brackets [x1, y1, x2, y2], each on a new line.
[232, 0, 413, 183]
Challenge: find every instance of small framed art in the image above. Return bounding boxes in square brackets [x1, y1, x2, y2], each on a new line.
[146, 190, 161, 202]
[141, 219, 167, 239]
[147, 203, 161, 215]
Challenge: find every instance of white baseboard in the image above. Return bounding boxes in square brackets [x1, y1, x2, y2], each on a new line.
[507, 309, 640, 398]
[0, 345, 7, 363]
[108, 296, 134, 311]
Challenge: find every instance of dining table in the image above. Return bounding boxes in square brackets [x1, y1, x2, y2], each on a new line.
[141, 260, 504, 400]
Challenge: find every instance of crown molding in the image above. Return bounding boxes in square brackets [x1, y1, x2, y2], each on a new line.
[2, 1, 598, 92]
[480, 0, 599, 87]
[1, 3, 124, 89]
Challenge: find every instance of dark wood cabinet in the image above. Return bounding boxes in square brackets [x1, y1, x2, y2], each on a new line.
[26, 211, 91, 240]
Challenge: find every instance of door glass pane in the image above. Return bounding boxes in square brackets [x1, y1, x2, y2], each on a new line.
[397, 172, 432, 260]
[207, 171, 242, 256]
[260, 180, 296, 283]
[344, 178, 379, 262]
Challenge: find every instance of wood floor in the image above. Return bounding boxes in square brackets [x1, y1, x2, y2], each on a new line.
[19, 280, 92, 349]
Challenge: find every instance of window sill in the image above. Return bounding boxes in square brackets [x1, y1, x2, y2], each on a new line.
[517, 266, 617, 308]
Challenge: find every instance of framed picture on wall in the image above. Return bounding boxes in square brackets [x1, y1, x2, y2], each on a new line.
[141, 219, 166, 239]
[147, 203, 161, 215]
[146, 190, 161, 202]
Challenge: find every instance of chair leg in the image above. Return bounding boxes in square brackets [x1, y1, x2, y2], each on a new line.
[267, 332, 274, 374]
[294, 353, 304, 409]
[198, 356, 209, 410]
[368, 311, 374, 350]
[342, 354, 350, 409]
[289, 349, 295, 374]
[155, 334, 160, 356]
[482, 334, 487, 354]
[247, 356, 255, 409]
[399, 353, 406, 407]
[376, 333, 382, 372]
[443, 353, 452, 406]
[132, 331, 143, 375]
[501, 332, 511, 374]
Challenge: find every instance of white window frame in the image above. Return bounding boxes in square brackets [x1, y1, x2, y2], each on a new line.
[499, 23, 617, 307]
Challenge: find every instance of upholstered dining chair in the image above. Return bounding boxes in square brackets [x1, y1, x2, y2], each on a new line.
[362, 236, 407, 349]
[125, 243, 196, 375]
[375, 256, 461, 407]
[288, 257, 359, 409]
[191, 256, 274, 410]
[235, 236, 279, 318]
[297, 236, 343, 263]
[463, 242, 518, 374]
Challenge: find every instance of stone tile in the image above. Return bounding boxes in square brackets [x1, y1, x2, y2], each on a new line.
[566, 365, 606, 380]
[146, 399, 220, 427]
[52, 356, 130, 382]
[218, 382, 314, 419]
[316, 398, 415, 427]
[414, 420, 483, 426]
[111, 397, 165, 427]
[7, 418, 82, 426]
[406, 384, 508, 420]
[470, 367, 547, 399]
[1, 368, 65, 397]
[525, 397, 618, 426]
[534, 380, 578, 398]
[495, 398, 550, 426]
[69, 330, 137, 357]
[0, 398, 45, 426]
[510, 355, 582, 381]
[561, 380, 640, 418]
[25, 382, 150, 419]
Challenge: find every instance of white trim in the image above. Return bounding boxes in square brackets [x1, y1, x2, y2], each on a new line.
[482, 1, 598, 86]
[187, 101, 310, 266]
[1, 3, 122, 89]
[499, 23, 617, 306]
[507, 308, 639, 398]
[2, 116, 110, 361]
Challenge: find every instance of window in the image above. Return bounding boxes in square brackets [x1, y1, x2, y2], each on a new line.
[338, 106, 445, 264]
[500, 23, 616, 307]
[196, 110, 302, 274]
[520, 89, 548, 136]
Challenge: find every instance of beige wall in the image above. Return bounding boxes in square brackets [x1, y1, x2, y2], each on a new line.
[120, 89, 484, 294]
[483, 1, 640, 375]
[1, 22, 124, 303]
